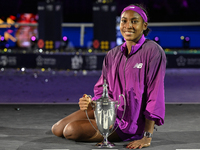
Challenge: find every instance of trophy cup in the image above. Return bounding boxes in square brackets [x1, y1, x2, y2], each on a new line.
[86, 79, 126, 148]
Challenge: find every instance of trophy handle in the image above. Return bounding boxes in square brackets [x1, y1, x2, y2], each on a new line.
[85, 95, 99, 133]
[109, 94, 126, 136]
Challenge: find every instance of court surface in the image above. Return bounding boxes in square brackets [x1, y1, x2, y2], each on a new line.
[0, 104, 200, 150]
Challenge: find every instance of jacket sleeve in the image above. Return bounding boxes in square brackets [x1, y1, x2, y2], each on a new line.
[143, 44, 166, 126]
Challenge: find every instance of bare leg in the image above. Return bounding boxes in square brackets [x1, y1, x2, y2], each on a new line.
[62, 118, 121, 142]
[52, 105, 121, 142]
[63, 119, 103, 142]
[51, 106, 94, 137]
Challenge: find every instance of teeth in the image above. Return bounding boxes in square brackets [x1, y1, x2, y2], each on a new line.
[125, 32, 133, 34]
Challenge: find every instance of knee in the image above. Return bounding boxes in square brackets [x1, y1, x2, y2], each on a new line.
[63, 122, 81, 141]
[51, 123, 63, 137]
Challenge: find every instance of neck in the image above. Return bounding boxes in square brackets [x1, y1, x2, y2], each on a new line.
[125, 34, 144, 54]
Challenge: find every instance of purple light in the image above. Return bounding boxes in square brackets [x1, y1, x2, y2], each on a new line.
[63, 36, 68, 41]
[110, 41, 116, 49]
[1, 36, 4, 41]
[154, 37, 159, 41]
[185, 37, 190, 41]
[31, 36, 36, 41]
[5, 44, 9, 48]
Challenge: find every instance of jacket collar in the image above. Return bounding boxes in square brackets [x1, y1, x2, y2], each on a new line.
[121, 34, 146, 56]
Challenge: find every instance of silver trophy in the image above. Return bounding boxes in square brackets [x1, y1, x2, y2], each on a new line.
[86, 79, 126, 148]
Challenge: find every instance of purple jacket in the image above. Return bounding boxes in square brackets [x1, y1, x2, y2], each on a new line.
[92, 35, 166, 141]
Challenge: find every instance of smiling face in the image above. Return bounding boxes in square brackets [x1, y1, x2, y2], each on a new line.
[120, 10, 147, 44]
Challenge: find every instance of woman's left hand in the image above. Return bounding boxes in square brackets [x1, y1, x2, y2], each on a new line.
[126, 136, 151, 149]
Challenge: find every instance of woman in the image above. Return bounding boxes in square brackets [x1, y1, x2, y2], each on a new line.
[52, 4, 166, 149]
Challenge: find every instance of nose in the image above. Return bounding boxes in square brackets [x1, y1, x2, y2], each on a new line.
[126, 21, 132, 28]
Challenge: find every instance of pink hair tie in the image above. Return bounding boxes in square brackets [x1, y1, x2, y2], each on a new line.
[121, 5, 148, 22]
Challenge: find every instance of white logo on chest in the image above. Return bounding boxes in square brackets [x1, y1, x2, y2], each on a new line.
[133, 63, 143, 69]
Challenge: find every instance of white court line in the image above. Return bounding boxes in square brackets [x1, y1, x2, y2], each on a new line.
[176, 149, 200, 150]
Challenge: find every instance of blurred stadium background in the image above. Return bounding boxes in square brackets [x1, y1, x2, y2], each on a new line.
[0, 0, 200, 70]
[0, 0, 200, 104]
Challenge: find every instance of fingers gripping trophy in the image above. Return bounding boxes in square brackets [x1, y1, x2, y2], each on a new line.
[86, 79, 126, 148]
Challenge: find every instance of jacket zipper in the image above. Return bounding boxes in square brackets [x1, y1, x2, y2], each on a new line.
[124, 57, 128, 94]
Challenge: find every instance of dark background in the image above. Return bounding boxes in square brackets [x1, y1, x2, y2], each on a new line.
[0, 0, 200, 23]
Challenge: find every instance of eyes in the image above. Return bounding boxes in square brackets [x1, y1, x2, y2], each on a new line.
[121, 19, 139, 24]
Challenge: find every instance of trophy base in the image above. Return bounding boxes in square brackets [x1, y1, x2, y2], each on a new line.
[96, 141, 115, 148]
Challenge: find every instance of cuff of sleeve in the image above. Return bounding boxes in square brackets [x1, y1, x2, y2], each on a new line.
[143, 110, 164, 126]
[92, 96, 100, 101]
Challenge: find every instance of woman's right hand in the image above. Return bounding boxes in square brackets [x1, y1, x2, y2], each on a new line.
[78, 94, 92, 111]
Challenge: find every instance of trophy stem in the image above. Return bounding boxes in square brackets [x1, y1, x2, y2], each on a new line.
[96, 135, 115, 148]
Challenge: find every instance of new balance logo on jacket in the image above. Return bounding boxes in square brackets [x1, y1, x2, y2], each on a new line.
[133, 63, 143, 69]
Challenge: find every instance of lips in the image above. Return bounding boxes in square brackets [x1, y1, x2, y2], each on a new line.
[124, 31, 134, 36]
